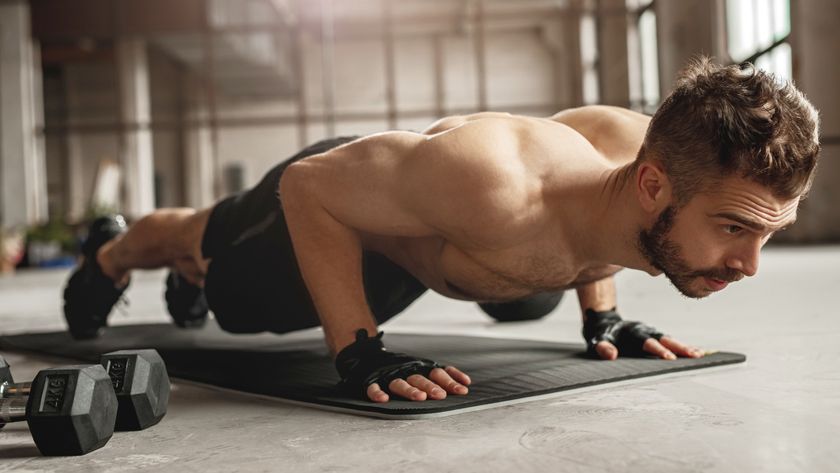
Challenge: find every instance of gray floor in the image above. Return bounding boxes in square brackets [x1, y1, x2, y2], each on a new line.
[0, 245, 838, 472]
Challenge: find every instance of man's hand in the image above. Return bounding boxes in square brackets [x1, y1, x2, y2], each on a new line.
[594, 335, 705, 360]
[335, 329, 471, 403]
[582, 308, 705, 361]
[366, 366, 471, 403]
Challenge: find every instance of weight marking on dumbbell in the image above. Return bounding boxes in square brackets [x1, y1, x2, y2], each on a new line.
[106, 357, 128, 393]
[41, 374, 68, 413]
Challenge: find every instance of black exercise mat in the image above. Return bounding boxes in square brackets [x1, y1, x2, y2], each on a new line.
[0, 322, 745, 419]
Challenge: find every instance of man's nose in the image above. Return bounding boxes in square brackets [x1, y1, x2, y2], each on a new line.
[726, 240, 761, 277]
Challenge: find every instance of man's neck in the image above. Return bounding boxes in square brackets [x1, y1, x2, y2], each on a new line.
[563, 162, 659, 275]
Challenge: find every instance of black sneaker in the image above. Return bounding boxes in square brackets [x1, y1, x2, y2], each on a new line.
[165, 271, 208, 328]
[62, 215, 128, 339]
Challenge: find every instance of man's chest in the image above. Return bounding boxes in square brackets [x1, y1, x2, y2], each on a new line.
[435, 239, 619, 301]
[367, 231, 617, 303]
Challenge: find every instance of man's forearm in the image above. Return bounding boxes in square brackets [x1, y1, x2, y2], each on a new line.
[280, 168, 378, 358]
[576, 276, 617, 315]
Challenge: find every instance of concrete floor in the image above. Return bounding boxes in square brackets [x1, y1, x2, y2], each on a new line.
[0, 245, 838, 472]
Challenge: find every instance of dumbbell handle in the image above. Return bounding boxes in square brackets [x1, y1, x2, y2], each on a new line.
[0, 397, 27, 422]
[0, 381, 31, 397]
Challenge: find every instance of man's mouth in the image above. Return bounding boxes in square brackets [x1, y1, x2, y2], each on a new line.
[704, 277, 729, 291]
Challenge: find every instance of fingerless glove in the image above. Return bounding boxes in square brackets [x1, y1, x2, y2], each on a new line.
[335, 329, 444, 398]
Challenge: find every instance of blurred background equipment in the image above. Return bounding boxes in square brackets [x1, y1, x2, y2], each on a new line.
[0, 0, 837, 273]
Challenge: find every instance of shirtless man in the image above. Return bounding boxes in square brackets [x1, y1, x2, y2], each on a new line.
[63, 58, 820, 403]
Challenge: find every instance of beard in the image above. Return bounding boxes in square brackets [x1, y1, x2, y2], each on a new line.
[637, 205, 742, 298]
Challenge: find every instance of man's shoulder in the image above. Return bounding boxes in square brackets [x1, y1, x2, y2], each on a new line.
[424, 115, 586, 159]
[550, 105, 649, 125]
[417, 115, 603, 196]
[550, 105, 650, 164]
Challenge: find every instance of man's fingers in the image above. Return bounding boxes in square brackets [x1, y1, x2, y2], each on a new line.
[367, 368, 473, 403]
[388, 378, 427, 401]
[443, 366, 472, 386]
[596, 341, 618, 360]
[366, 383, 389, 403]
[643, 338, 677, 360]
[406, 374, 447, 399]
[430, 368, 469, 395]
[659, 336, 704, 358]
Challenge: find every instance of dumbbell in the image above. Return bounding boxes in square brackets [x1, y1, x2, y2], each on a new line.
[1, 349, 170, 431]
[0, 364, 117, 456]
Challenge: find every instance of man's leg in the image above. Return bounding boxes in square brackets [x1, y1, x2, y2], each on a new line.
[63, 208, 212, 338]
[97, 208, 211, 286]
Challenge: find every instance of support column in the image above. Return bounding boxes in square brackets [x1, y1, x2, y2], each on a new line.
[597, 0, 630, 107]
[0, 1, 47, 229]
[183, 78, 215, 209]
[116, 38, 155, 218]
[782, 0, 840, 242]
[539, 12, 584, 111]
[563, 3, 585, 107]
[63, 66, 87, 221]
[654, 0, 718, 96]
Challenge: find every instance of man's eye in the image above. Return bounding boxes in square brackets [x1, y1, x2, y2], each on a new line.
[724, 225, 743, 234]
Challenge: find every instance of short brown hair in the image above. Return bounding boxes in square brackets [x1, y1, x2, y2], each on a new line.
[636, 56, 820, 206]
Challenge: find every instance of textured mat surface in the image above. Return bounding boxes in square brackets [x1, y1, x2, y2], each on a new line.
[0, 322, 745, 418]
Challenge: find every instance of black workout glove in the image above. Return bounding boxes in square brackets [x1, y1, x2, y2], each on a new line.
[582, 307, 665, 357]
[334, 329, 444, 399]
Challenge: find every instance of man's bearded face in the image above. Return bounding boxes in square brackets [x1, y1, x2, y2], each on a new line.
[637, 205, 742, 298]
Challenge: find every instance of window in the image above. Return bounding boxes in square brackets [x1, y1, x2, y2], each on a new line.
[726, 0, 791, 81]
[581, 10, 600, 105]
[626, 0, 659, 113]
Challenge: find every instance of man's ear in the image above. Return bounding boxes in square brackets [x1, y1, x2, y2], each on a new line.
[636, 161, 671, 213]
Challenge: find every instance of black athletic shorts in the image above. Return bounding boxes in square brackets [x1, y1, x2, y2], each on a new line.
[200, 137, 429, 334]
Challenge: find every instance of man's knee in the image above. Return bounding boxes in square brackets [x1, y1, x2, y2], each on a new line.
[172, 257, 206, 287]
[478, 291, 564, 322]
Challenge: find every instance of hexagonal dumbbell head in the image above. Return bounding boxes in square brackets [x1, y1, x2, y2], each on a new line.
[26, 364, 117, 456]
[100, 349, 170, 431]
